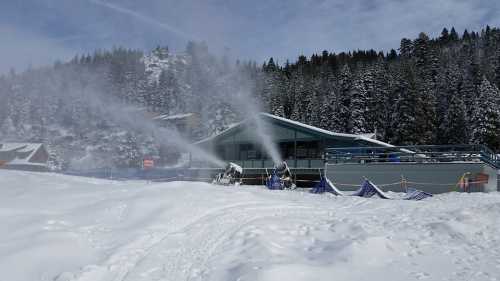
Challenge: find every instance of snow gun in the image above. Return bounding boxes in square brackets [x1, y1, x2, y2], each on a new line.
[213, 162, 243, 186]
[266, 161, 295, 190]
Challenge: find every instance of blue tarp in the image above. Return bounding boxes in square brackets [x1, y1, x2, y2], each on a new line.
[310, 177, 340, 195]
[351, 180, 391, 199]
[310, 177, 432, 201]
[403, 188, 433, 201]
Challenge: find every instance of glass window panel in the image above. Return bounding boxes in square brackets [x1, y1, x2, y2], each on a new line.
[247, 150, 257, 159]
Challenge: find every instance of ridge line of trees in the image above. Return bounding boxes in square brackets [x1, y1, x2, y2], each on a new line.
[259, 26, 500, 150]
[1, 26, 499, 169]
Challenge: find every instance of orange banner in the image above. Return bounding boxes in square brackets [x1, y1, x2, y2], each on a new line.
[475, 173, 489, 184]
[143, 159, 154, 169]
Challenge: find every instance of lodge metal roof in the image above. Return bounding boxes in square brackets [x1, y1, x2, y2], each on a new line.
[195, 113, 394, 147]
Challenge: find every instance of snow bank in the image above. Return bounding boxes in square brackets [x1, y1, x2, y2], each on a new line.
[1, 170, 500, 281]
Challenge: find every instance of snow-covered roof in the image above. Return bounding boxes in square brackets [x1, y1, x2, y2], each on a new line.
[261, 113, 387, 143]
[196, 113, 394, 148]
[7, 158, 47, 166]
[0, 143, 47, 166]
[153, 113, 194, 121]
[358, 133, 376, 139]
[0, 143, 43, 154]
[354, 136, 395, 148]
[0, 143, 28, 152]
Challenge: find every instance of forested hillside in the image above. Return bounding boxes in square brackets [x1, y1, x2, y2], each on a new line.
[262, 26, 500, 150]
[1, 26, 499, 169]
[0, 43, 247, 169]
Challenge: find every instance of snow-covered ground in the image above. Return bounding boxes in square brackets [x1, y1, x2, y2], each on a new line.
[1, 170, 500, 281]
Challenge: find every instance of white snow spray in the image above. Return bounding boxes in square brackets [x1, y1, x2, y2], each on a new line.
[83, 88, 226, 168]
[251, 112, 283, 165]
[109, 104, 226, 168]
[232, 89, 282, 165]
[187, 44, 282, 166]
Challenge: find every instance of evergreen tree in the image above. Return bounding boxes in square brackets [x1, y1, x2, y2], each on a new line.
[0, 117, 17, 139]
[439, 28, 450, 44]
[399, 38, 413, 59]
[348, 76, 368, 134]
[450, 27, 459, 41]
[495, 55, 500, 89]
[440, 93, 468, 144]
[413, 32, 438, 143]
[317, 65, 338, 131]
[436, 63, 462, 142]
[337, 64, 352, 132]
[391, 68, 419, 145]
[463, 29, 471, 41]
[470, 78, 500, 149]
[367, 61, 391, 139]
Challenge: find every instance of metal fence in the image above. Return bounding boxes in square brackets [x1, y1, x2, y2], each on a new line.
[226, 159, 325, 169]
[326, 144, 499, 169]
[63, 167, 222, 182]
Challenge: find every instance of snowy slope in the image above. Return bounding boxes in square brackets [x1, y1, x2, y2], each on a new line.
[1, 170, 500, 281]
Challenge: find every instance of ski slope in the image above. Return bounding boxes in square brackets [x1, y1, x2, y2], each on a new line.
[1, 170, 500, 281]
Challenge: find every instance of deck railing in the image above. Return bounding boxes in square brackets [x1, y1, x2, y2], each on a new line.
[325, 144, 500, 169]
[222, 159, 325, 169]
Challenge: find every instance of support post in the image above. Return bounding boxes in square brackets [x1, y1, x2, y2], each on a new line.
[294, 130, 297, 168]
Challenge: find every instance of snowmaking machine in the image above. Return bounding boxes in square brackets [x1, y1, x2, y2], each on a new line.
[266, 161, 296, 190]
[213, 162, 243, 186]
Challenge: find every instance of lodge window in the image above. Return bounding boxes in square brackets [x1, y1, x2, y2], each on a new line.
[296, 141, 321, 159]
[240, 144, 261, 160]
[279, 142, 295, 159]
[278, 141, 322, 159]
[247, 149, 257, 159]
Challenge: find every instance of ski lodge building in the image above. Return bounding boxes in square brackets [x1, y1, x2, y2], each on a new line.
[195, 113, 391, 169]
[195, 113, 499, 191]
[0, 143, 49, 172]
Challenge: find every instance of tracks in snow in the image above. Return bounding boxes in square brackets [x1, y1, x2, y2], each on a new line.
[64, 200, 315, 281]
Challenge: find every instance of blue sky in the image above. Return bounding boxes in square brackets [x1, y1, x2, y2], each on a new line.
[1, 0, 499, 73]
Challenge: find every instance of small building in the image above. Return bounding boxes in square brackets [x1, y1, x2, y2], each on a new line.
[195, 113, 393, 169]
[0, 143, 49, 172]
[153, 113, 201, 139]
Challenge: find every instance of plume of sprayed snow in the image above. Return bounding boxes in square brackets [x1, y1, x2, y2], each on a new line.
[101, 102, 226, 168]
[67, 70, 226, 168]
[183, 42, 283, 165]
[205, 53, 282, 165]
[231, 88, 282, 165]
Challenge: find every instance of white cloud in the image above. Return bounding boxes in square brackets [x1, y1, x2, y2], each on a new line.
[271, 0, 500, 59]
[1, 0, 499, 71]
[86, 0, 193, 40]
